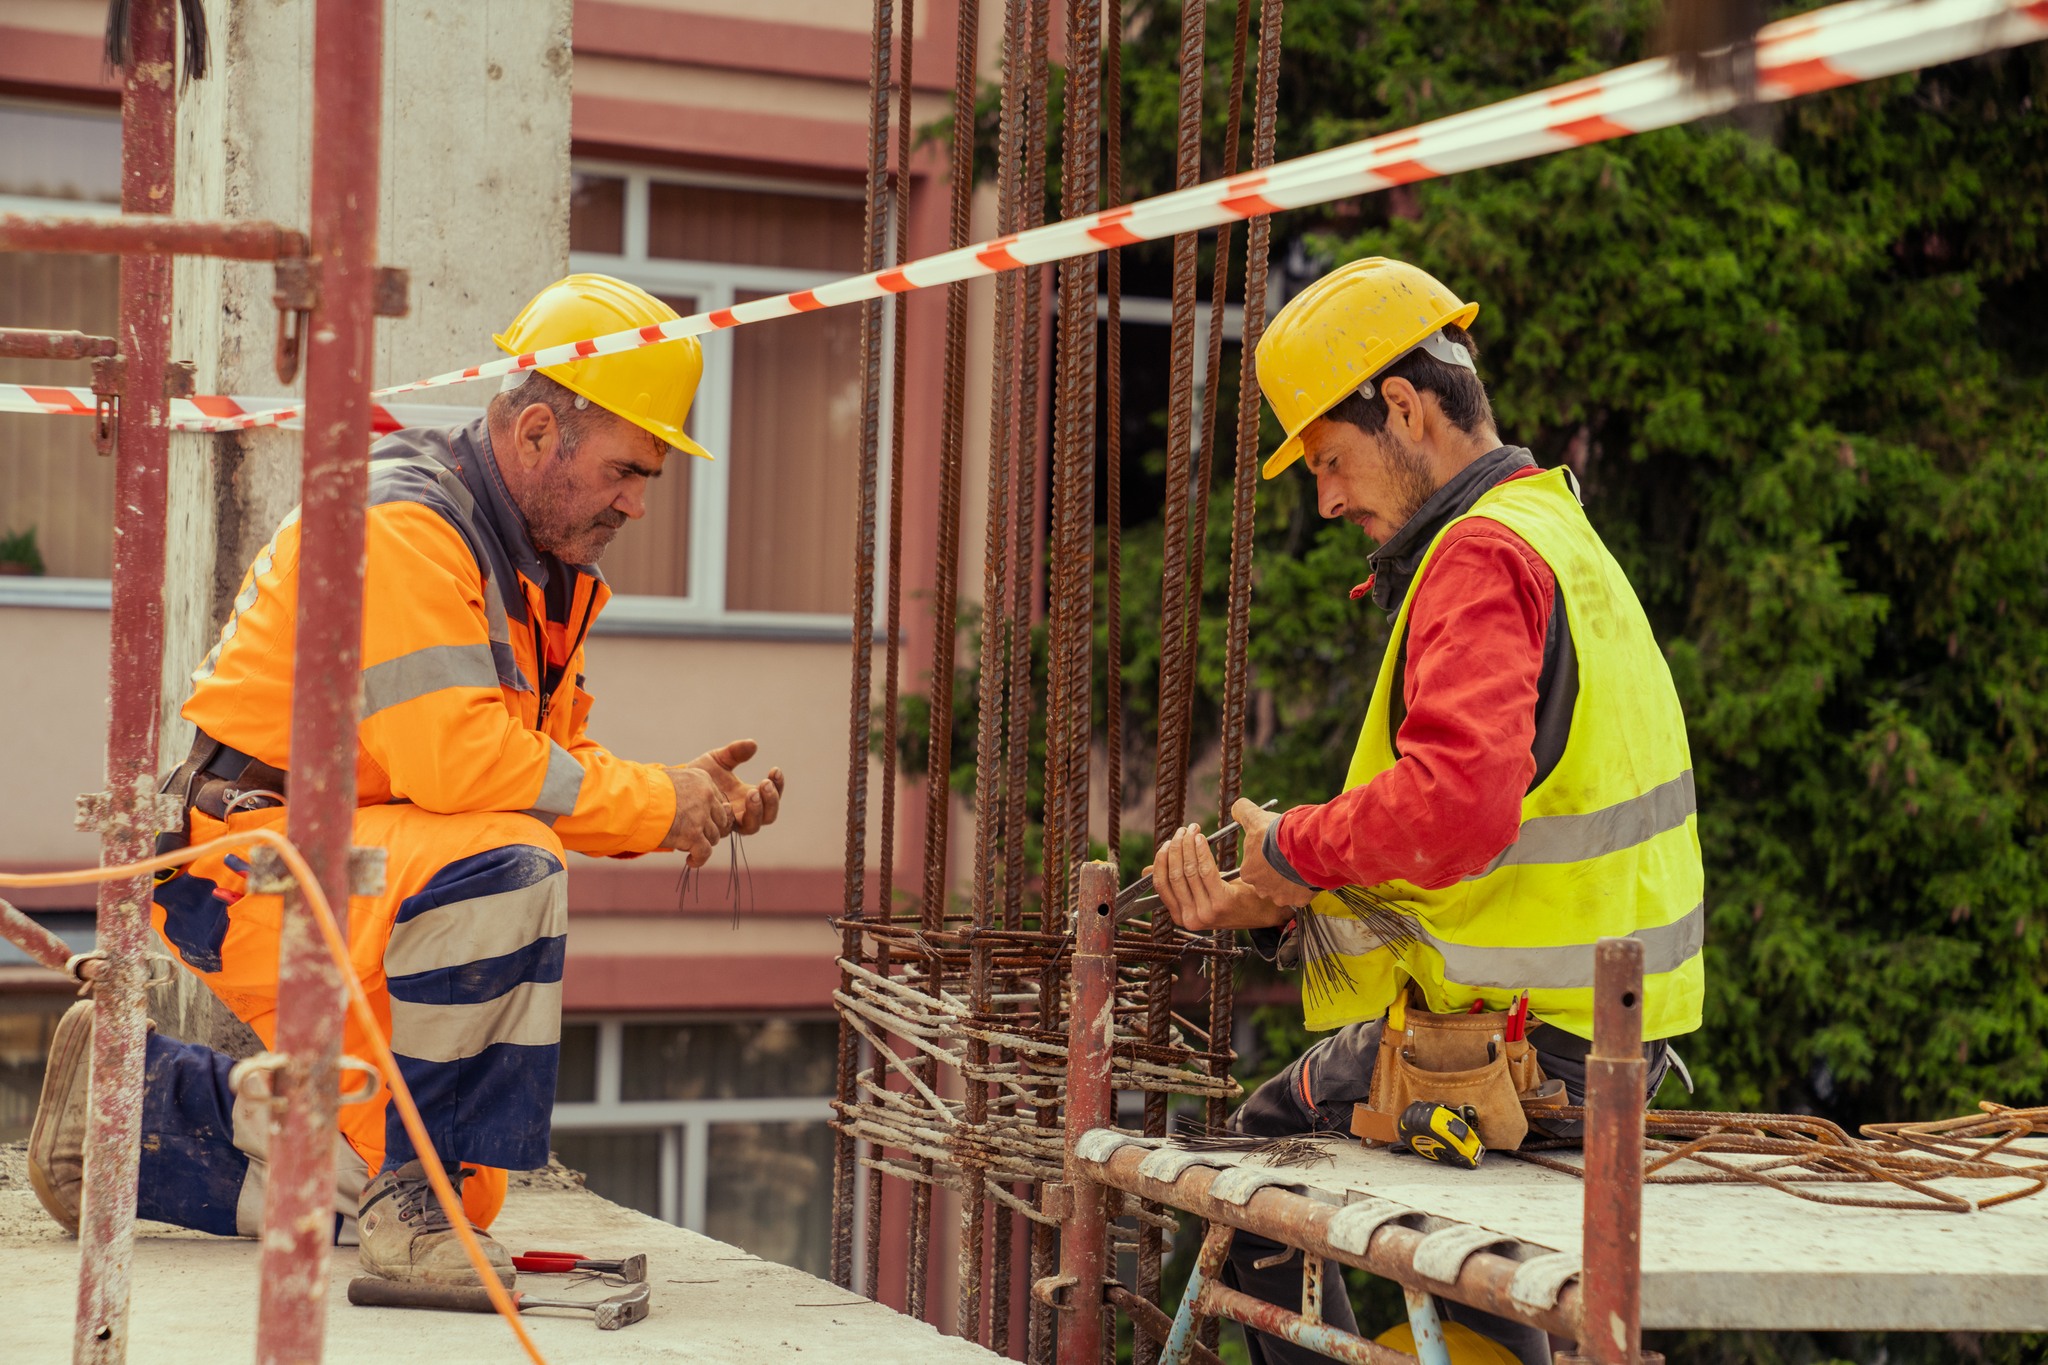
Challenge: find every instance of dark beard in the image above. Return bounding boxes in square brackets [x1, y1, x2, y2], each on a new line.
[1377, 431, 1441, 536]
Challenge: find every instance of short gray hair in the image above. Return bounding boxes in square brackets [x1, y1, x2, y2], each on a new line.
[487, 371, 603, 457]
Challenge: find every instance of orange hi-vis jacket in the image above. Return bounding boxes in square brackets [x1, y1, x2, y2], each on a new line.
[182, 418, 677, 854]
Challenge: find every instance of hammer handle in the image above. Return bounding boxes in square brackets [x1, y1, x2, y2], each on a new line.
[347, 1277, 511, 1314]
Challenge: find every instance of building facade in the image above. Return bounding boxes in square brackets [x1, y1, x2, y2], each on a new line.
[0, 0, 999, 1307]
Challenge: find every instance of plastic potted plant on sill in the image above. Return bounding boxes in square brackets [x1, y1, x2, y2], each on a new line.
[0, 526, 46, 577]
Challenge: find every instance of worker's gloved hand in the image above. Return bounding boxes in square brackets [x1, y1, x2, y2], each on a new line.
[1147, 820, 1296, 933]
[1229, 797, 1316, 909]
[682, 739, 786, 837]
[662, 765, 732, 866]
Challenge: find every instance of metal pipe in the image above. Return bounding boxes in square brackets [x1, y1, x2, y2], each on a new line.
[1109, 1286, 1228, 1365]
[1162, 1221, 1234, 1364]
[1402, 1286, 1453, 1365]
[254, 2, 383, 1359]
[1083, 1143, 1584, 1341]
[1054, 861, 1118, 1362]
[1578, 937, 1648, 1365]
[1, 896, 79, 974]
[1198, 1283, 1417, 1365]
[0, 327, 118, 360]
[73, 3, 176, 1360]
[0, 214, 307, 261]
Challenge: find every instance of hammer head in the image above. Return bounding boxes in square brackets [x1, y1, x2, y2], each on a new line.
[594, 1282, 651, 1331]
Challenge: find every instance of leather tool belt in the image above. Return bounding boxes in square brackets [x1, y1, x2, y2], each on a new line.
[1349, 989, 1565, 1151]
[153, 731, 290, 869]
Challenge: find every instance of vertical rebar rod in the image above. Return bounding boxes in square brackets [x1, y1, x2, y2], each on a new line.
[960, 0, 1033, 1333]
[907, 0, 981, 1321]
[1214, 0, 1284, 1147]
[1151, 0, 1209, 844]
[1056, 861, 1119, 1364]
[1102, 0, 1125, 873]
[1580, 938, 1648, 1365]
[74, 4, 175, 1359]
[862, 0, 919, 1305]
[832, 0, 896, 1293]
[254, 3, 381, 1359]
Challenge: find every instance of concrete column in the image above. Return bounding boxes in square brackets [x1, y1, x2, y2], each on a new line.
[155, 0, 573, 1048]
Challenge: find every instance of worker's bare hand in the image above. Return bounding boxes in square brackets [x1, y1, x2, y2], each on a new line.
[684, 739, 786, 836]
[1148, 822, 1296, 933]
[663, 764, 732, 866]
[1230, 797, 1316, 909]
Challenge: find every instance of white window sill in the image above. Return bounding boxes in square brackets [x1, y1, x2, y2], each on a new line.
[0, 577, 113, 610]
[0, 578, 855, 643]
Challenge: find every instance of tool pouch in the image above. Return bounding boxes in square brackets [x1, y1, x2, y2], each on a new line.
[1354, 993, 1546, 1152]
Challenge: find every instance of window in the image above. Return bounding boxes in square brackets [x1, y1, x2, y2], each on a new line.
[569, 164, 872, 633]
[549, 1015, 846, 1279]
[0, 101, 122, 587]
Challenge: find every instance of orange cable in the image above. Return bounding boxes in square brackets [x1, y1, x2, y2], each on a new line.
[1, 833, 551, 1364]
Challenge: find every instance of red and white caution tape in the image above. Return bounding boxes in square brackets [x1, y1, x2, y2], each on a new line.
[0, 384, 479, 433]
[9, 0, 2046, 435]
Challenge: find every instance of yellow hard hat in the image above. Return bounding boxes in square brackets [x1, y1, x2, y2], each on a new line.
[493, 273, 712, 460]
[1374, 1320, 1521, 1365]
[1255, 257, 1479, 479]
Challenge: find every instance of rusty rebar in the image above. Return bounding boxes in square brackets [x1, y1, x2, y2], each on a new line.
[906, 0, 982, 1320]
[74, 4, 176, 1359]
[1138, 8, 1211, 1355]
[253, 3, 383, 1359]
[861, 0, 919, 1306]
[1103, 0, 1125, 872]
[832, 0, 898, 1294]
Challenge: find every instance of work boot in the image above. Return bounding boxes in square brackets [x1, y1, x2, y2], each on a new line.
[357, 1160, 515, 1288]
[26, 1000, 95, 1233]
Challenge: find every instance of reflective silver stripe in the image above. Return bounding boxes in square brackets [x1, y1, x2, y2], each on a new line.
[193, 507, 300, 684]
[359, 642, 499, 720]
[389, 981, 563, 1064]
[1312, 901, 1705, 990]
[1469, 770, 1695, 879]
[523, 740, 585, 821]
[383, 873, 567, 980]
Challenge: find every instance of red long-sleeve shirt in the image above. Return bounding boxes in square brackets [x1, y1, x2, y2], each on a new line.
[1275, 466, 1555, 891]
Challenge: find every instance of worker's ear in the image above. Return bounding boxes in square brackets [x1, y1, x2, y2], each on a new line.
[510, 402, 561, 471]
[1378, 376, 1428, 444]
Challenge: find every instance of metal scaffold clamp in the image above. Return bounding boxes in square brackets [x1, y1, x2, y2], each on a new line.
[75, 790, 187, 837]
[246, 844, 387, 898]
[272, 258, 412, 383]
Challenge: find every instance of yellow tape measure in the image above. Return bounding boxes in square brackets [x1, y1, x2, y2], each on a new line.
[1397, 1100, 1485, 1169]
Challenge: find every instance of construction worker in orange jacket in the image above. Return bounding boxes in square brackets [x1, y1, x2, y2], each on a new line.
[27, 274, 784, 1289]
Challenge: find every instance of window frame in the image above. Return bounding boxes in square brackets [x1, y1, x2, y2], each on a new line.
[569, 159, 883, 640]
[550, 1012, 855, 1277]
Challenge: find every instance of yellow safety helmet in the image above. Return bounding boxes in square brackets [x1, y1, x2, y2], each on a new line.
[1255, 257, 1479, 480]
[493, 273, 712, 460]
[1375, 1320, 1521, 1365]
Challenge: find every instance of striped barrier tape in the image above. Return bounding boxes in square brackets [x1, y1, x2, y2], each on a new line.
[0, 385, 481, 433]
[6, 0, 2045, 436]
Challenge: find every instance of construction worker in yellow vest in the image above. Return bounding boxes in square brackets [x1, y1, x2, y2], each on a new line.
[28, 275, 784, 1289]
[1149, 258, 1703, 1365]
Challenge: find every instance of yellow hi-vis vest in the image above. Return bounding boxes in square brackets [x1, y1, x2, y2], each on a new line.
[1300, 468, 1705, 1040]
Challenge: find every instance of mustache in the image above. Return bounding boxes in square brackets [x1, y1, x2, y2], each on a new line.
[593, 510, 627, 531]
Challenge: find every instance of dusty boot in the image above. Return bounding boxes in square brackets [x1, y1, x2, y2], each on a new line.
[26, 1000, 95, 1233]
[357, 1160, 515, 1288]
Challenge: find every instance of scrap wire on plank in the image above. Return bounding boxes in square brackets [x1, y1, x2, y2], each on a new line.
[1514, 1105, 2048, 1210]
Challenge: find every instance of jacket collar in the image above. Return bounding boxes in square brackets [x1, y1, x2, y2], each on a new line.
[455, 417, 604, 596]
[1366, 444, 1536, 617]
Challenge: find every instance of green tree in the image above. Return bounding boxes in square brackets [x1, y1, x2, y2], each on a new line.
[1108, 3, 2048, 1360]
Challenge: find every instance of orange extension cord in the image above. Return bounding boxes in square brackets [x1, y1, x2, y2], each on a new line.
[0, 832, 551, 1364]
